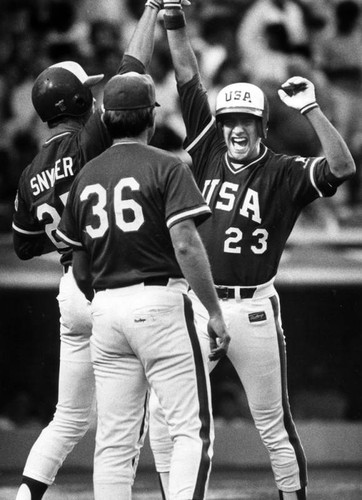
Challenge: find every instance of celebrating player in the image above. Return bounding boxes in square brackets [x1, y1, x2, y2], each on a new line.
[55, 71, 230, 500]
[11, 6, 164, 500]
[144, 2, 356, 500]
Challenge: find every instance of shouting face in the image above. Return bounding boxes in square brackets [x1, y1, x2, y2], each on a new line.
[221, 113, 262, 161]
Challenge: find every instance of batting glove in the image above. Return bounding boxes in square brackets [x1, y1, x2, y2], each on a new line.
[278, 76, 319, 115]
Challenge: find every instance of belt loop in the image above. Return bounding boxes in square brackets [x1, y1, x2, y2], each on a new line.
[234, 287, 241, 302]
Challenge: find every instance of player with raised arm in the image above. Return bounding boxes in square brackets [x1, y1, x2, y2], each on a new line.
[56, 71, 230, 500]
[146, 2, 356, 500]
[11, 5, 163, 500]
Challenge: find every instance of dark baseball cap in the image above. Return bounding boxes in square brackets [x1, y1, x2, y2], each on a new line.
[103, 72, 160, 111]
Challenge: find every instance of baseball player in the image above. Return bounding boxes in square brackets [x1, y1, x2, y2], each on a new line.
[143, 2, 356, 500]
[11, 6, 163, 500]
[55, 71, 230, 500]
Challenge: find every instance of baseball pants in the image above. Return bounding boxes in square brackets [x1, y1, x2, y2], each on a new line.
[150, 279, 307, 494]
[90, 279, 213, 500]
[21, 268, 96, 485]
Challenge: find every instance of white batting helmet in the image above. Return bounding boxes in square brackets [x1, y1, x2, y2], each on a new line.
[215, 82, 269, 138]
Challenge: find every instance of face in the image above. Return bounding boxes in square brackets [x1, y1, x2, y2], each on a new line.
[221, 113, 262, 162]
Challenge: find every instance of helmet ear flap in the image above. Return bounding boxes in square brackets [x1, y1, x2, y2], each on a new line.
[72, 88, 93, 114]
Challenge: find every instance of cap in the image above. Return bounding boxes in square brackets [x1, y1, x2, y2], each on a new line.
[103, 72, 160, 111]
[50, 61, 104, 87]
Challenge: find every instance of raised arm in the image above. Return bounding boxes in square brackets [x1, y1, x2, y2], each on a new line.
[123, 2, 161, 69]
[279, 77, 356, 181]
[163, 2, 199, 85]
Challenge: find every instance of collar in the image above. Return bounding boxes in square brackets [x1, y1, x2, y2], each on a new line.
[225, 144, 268, 174]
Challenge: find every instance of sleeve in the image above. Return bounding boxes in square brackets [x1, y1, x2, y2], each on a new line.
[164, 162, 211, 229]
[56, 183, 83, 248]
[177, 75, 223, 180]
[79, 108, 112, 164]
[286, 155, 338, 205]
[12, 174, 54, 259]
[177, 75, 215, 149]
[117, 54, 146, 75]
[12, 172, 44, 236]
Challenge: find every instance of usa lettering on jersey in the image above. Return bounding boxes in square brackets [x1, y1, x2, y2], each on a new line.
[30, 157, 74, 196]
[203, 179, 262, 224]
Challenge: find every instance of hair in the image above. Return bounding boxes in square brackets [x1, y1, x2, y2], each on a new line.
[103, 107, 155, 139]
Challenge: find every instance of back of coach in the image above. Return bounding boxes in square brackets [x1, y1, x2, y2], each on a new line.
[56, 141, 210, 290]
[56, 72, 212, 289]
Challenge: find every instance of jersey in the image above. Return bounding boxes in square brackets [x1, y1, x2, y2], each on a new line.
[12, 55, 145, 267]
[12, 113, 111, 266]
[57, 141, 211, 290]
[178, 75, 338, 286]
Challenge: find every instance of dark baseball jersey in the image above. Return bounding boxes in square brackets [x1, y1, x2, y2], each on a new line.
[177, 75, 339, 286]
[56, 142, 211, 290]
[12, 55, 145, 267]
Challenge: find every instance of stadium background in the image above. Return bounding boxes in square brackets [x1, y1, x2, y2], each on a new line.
[0, 0, 361, 495]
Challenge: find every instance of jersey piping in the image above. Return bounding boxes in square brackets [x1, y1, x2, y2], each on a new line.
[56, 229, 82, 247]
[225, 148, 268, 175]
[309, 157, 325, 197]
[44, 131, 72, 145]
[186, 116, 215, 153]
[166, 205, 211, 228]
[12, 222, 45, 235]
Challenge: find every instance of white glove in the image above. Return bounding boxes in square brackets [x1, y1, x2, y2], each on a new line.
[278, 76, 319, 115]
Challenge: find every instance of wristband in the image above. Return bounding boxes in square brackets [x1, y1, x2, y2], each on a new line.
[164, 11, 186, 29]
[300, 102, 319, 115]
[164, 1, 182, 8]
[145, 0, 161, 11]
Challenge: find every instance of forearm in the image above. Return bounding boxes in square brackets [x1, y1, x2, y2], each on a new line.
[164, 8, 199, 85]
[124, 6, 159, 69]
[13, 231, 53, 260]
[305, 107, 356, 180]
[171, 225, 221, 317]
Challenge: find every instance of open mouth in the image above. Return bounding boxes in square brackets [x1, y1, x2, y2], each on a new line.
[232, 137, 248, 152]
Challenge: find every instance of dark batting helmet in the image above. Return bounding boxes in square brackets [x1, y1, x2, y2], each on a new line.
[215, 82, 269, 139]
[31, 61, 104, 122]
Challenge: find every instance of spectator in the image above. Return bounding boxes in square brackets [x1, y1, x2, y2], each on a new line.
[236, 0, 310, 85]
[314, 0, 362, 207]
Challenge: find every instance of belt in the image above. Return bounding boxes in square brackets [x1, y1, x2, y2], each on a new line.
[216, 285, 257, 300]
[63, 264, 71, 274]
[143, 276, 169, 286]
[95, 276, 171, 292]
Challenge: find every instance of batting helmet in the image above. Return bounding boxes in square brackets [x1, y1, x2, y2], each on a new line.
[32, 61, 104, 122]
[215, 82, 269, 138]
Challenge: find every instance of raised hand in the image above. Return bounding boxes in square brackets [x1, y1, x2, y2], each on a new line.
[278, 76, 318, 115]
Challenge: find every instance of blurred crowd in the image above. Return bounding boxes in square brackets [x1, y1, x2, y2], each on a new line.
[1, 0, 362, 232]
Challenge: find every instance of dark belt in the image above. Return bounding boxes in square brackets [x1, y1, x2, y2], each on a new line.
[216, 286, 257, 300]
[144, 276, 169, 286]
[95, 276, 170, 292]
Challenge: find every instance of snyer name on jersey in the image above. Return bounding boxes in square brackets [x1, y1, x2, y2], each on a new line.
[30, 157, 74, 196]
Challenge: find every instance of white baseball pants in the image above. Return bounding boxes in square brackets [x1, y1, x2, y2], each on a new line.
[91, 280, 213, 500]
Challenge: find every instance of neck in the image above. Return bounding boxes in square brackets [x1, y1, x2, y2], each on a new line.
[113, 129, 149, 146]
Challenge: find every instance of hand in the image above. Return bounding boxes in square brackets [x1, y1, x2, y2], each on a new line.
[207, 314, 230, 361]
[278, 76, 317, 113]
